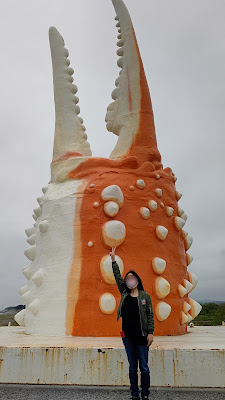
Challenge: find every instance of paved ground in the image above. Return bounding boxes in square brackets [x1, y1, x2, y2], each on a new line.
[0, 385, 224, 400]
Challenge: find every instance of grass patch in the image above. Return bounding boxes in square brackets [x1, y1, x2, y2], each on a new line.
[0, 313, 19, 326]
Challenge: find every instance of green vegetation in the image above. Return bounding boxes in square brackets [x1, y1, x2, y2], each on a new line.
[1, 303, 224, 327]
[193, 302, 225, 326]
[0, 312, 19, 326]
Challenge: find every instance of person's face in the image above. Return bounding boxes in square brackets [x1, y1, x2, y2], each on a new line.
[125, 273, 138, 289]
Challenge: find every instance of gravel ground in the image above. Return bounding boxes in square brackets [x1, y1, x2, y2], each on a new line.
[0, 385, 224, 400]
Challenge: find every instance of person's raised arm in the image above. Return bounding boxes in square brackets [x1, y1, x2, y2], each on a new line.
[110, 247, 127, 295]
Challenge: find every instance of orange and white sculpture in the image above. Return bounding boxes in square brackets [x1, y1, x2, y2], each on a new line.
[15, 0, 201, 336]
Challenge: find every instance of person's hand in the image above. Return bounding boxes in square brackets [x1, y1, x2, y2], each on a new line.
[147, 334, 153, 347]
[110, 247, 116, 262]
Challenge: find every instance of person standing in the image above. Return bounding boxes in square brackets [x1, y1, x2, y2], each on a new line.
[110, 247, 154, 400]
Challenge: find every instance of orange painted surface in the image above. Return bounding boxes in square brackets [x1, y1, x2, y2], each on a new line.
[65, 26, 189, 337]
[66, 158, 189, 336]
[125, 27, 162, 170]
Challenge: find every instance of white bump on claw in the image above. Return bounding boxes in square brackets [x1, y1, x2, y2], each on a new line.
[37, 196, 44, 206]
[156, 225, 168, 241]
[112, 88, 120, 100]
[186, 253, 193, 265]
[181, 212, 188, 221]
[184, 234, 193, 250]
[181, 311, 189, 324]
[155, 277, 170, 299]
[156, 301, 171, 321]
[182, 230, 188, 238]
[183, 301, 191, 313]
[25, 227, 35, 237]
[100, 255, 124, 284]
[28, 299, 40, 315]
[42, 186, 48, 194]
[189, 298, 202, 319]
[39, 220, 49, 233]
[139, 207, 150, 220]
[24, 245, 36, 261]
[184, 279, 194, 293]
[31, 269, 44, 287]
[26, 234, 36, 246]
[187, 272, 198, 291]
[178, 284, 188, 297]
[88, 241, 94, 247]
[102, 220, 126, 247]
[99, 293, 116, 314]
[136, 179, 145, 189]
[175, 191, 182, 201]
[21, 290, 30, 305]
[19, 285, 29, 296]
[148, 200, 157, 211]
[22, 266, 32, 280]
[93, 202, 100, 208]
[101, 185, 124, 207]
[166, 207, 174, 216]
[152, 257, 166, 275]
[155, 188, 162, 197]
[104, 201, 119, 217]
[186, 312, 192, 322]
[174, 216, 186, 231]
[178, 207, 184, 217]
[14, 309, 25, 327]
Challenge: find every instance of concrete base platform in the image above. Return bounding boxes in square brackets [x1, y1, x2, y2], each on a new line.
[0, 326, 224, 388]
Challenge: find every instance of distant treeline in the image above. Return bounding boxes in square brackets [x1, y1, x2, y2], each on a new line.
[193, 302, 225, 325]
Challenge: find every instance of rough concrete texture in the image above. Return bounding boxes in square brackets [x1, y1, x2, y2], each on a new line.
[0, 326, 224, 388]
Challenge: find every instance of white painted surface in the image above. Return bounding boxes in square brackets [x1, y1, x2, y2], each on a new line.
[22, 180, 83, 336]
[0, 326, 224, 387]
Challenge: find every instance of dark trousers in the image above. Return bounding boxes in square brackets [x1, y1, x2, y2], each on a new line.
[122, 336, 150, 398]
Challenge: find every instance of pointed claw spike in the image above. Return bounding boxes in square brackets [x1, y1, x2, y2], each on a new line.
[26, 233, 36, 246]
[107, 0, 161, 165]
[28, 299, 40, 315]
[42, 186, 48, 194]
[117, 48, 123, 56]
[49, 26, 92, 173]
[24, 245, 36, 261]
[14, 309, 25, 327]
[25, 227, 35, 237]
[22, 266, 32, 279]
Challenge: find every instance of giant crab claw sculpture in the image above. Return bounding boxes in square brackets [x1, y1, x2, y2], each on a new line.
[15, 0, 201, 336]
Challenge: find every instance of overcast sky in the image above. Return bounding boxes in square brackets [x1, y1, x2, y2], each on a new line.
[0, 0, 224, 309]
